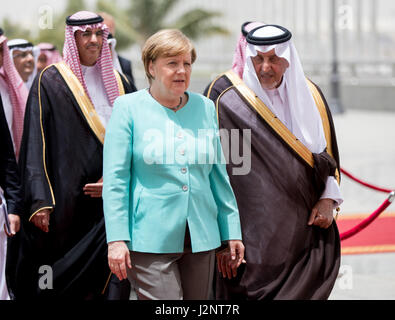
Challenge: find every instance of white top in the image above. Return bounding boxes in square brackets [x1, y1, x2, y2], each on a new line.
[265, 78, 292, 131]
[0, 192, 11, 300]
[81, 64, 112, 128]
[0, 77, 14, 144]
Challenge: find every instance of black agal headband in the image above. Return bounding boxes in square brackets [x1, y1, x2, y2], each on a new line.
[66, 15, 103, 26]
[246, 24, 292, 45]
[8, 41, 34, 50]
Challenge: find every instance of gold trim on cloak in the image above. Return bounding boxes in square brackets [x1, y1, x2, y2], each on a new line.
[54, 61, 125, 144]
[114, 70, 126, 96]
[215, 85, 234, 124]
[206, 72, 227, 99]
[29, 64, 57, 221]
[306, 79, 340, 184]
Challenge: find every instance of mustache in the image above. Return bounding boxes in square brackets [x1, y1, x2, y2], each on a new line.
[259, 71, 274, 77]
[86, 44, 100, 49]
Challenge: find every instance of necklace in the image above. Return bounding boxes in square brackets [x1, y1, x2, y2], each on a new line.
[169, 96, 183, 111]
[148, 88, 183, 111]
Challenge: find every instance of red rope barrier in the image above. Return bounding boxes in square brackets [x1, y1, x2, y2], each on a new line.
[338, 167, 395, 241]
[339, 192, 395, 241]
[340, 167, 393, 193]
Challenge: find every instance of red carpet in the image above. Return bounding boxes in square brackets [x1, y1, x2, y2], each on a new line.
[336, 212, 395, 255]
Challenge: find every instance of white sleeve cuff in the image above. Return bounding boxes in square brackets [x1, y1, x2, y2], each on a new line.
[320, 176, 343, 208]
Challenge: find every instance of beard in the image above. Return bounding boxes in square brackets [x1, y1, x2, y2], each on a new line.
[258, 73, 283, 90]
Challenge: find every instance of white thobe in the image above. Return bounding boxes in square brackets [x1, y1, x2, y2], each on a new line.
[0, 78, 13, 142]
[81, 64, 112, 128]
[0, 80, 12, 300]
[0, 197, 10, 300]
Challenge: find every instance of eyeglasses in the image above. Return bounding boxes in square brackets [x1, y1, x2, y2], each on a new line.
[82, 30, 104, 37]
[13, 51, 33, 59]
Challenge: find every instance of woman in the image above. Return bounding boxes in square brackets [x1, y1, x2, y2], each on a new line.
[102, 29, 244, 300]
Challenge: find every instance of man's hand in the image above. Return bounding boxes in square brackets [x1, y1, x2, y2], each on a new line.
[83, 177, 103, 198]
[108, 241, 132, 281]
[7, 214, 20, 236]
[30, 209, 51, 232]
[308, 198, 335, 229]
[216, 240, 246, 279]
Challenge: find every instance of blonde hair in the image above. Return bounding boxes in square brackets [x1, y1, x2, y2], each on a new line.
[142, 29, 196, 83]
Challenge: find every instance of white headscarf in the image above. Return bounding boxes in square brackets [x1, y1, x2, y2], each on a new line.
[7, 39, 39, 90]
[0, 34, 29, 159]
[107, 36, 122, 75]
[243, 25, 326, 154]
[231, 21, 265, 78]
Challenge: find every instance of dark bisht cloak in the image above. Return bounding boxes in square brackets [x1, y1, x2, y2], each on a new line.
[6, 63, 134, 300]
[118, 55, 136, 90]
[206, 71, 341, 300]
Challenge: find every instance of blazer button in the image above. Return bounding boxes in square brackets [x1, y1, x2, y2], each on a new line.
[182, 185, 188, 192]
[179, 149, 186, 156]
[181, 167, 187, 174]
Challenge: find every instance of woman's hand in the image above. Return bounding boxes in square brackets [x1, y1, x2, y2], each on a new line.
[108, 241, 132, 281]
[216, 240, 246, 279]
[83, 177, 103, 198]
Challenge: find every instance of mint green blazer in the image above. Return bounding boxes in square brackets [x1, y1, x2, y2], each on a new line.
[103, 89, 242, 253]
